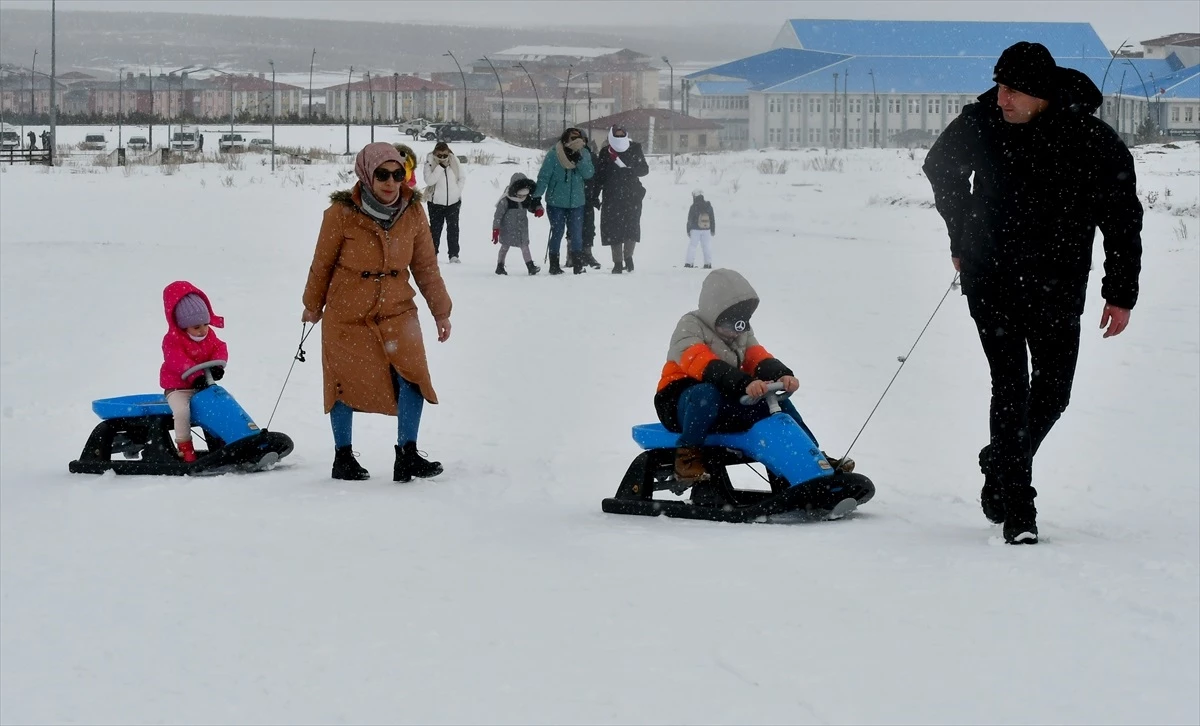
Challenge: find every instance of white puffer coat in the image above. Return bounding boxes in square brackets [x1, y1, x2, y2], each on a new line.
[422, 152, 464, 206]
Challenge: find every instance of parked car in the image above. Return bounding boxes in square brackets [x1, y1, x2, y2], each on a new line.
[218, 133, 246, 152]
[127, 136, 149, 151]
[249, 138, 273, 150]
[400, 118, 430, 138]
[170, 126, 201, 152]
[81, 134, 107, 151]
[432, 123, 485, 143]
[418, 122, 450, 141]
[0, 130, 19, 150]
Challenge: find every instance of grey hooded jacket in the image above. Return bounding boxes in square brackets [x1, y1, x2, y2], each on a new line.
[492, 172, 539, 247]
[660, 268, 793, 399]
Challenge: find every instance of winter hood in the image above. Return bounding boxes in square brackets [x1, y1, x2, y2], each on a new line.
[506, 171, 536, 196]
[163, 280, 223, 330]
[696, 268, 759, 330]
[975, 65, 1103, 117]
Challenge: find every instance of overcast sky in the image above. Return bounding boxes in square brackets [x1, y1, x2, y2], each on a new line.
[2, 0, 1196, 49]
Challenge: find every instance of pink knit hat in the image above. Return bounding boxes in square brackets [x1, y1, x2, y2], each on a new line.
[354, 142, 406, 189]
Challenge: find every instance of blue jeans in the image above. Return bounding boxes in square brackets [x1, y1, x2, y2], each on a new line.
[676, 382, 818, 448]
[330, 373, 424, 448]
[547, 205, 584, 256]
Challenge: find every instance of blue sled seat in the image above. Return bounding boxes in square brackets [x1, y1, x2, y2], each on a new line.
[632, 423, 761, 452]
[92, 394, 172, 420]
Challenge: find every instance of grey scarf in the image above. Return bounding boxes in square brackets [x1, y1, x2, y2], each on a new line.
[360, 185, 407, 230]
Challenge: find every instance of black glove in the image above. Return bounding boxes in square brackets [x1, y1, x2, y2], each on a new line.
[191, 375, 209, 390]
[211, 366, 225, 381]
[566, 149, 581, 163]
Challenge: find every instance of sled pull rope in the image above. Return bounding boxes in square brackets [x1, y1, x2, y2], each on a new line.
[265, 322, 314, 431]
[839, 273, 960, 463]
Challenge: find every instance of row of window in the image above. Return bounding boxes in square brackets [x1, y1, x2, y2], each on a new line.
[765, 126, 942, 144]
[701, 95, 750, 110]
[766, 95, 966, 116]
[1170, 106, 1196, 123]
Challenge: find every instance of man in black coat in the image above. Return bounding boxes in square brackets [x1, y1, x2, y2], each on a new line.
[923, 41, 1143, 545]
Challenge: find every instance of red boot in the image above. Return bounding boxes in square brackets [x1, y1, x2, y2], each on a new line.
[177, 440, 197, 463]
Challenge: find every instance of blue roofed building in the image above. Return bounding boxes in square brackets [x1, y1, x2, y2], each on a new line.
[685, 19, 1198, 150]
[1114, 66, 1200, 138]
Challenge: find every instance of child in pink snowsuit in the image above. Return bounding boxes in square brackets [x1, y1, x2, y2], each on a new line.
[160, 281, 228, 462]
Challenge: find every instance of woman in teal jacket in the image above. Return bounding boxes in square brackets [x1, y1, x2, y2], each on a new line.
[533, 127, 595, 275]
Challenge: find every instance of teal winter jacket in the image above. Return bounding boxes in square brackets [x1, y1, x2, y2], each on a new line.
[533, 142, 595, 209]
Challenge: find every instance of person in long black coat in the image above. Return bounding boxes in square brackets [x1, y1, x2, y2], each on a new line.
[592, 125, 650, 273]
[923, 41, 1143, 545]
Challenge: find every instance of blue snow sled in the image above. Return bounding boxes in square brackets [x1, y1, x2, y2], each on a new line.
[69, 360, 294, 476]
[602, 383, 875, 522]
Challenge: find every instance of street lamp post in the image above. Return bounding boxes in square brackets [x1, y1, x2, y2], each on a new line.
[49, 0, 56, 163]
[444, 51, 467, 124]
[483, 55, 505, 138]
[832, 72, 838, 149]
[30, 48, 37, 131]
[562, 64, 572, 132]
[308, 48, 316, 120]
[842, 69, 849, 149]
[366, 70, 375, 143]
[345, 65, 353, 155]
[118, 66, 124, 148]
[662, 55, 674, 170]
[585, 71, 591, 131]
[517, 62, 540, 144]
[269, 59, 276, 172]
[393, 72, 399, 123]
[868, 68, 878, 148]
[1100, 39, 1132, 124]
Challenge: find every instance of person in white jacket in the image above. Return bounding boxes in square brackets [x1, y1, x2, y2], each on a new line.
[423, 142, 464, 262]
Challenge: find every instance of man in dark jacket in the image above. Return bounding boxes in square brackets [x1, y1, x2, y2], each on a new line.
[923, 41, 1143, 545]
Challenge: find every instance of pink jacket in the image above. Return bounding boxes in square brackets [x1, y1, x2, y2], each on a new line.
[160, 281, 229, 390]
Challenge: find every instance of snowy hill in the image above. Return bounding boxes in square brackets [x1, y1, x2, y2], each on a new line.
[1, 128, 1197, 725]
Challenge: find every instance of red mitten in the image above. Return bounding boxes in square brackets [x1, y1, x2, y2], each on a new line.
[492, 228, 500, 244]
[534, 207, 545, 218]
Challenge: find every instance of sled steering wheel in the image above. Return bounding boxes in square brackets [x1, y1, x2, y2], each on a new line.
[182, 359, 227, 387]
[739, 381, 792, 412]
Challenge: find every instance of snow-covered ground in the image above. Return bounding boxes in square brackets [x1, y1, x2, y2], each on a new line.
[1, 128, 1197, 725]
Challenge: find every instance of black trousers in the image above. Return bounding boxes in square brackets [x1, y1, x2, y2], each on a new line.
[966, 288, 1081, 504]
[428, 201, 461, 258]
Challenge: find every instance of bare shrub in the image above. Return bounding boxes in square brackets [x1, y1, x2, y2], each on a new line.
[218, 153, 244, 171]
[729, 177, 741, 194]
[1175, 218, 1189, 241]
[802, 156, 844, 172]
[756, 158, 789, 174]
[160, 162, 179, 176]
[674, 166, 686, 184]
[221, 175, 235, 188]
[469, 149, 496, 166]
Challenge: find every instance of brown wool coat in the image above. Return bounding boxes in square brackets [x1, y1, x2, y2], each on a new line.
[303, 183, 452, 415]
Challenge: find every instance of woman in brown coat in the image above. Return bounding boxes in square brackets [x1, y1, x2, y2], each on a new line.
[302, 142, 453, 483]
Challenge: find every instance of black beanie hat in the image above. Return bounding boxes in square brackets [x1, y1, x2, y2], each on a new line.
[993, 41, 1058, 101]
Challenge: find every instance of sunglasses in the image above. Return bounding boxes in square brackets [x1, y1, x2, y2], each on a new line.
[435, 153, 450, 159]
[373, 168, 406, 182]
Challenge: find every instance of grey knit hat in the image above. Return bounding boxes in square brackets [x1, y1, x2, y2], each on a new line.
[174, 293, 210, 328]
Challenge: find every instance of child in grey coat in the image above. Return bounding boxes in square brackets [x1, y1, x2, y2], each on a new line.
[493, 172, 545, 275]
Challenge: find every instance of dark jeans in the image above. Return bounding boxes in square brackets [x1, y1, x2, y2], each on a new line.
[547, 205, 584, 256]
[967, 290, 1081, 504]
[428, 201, 461, 258]
[657, 382, 818, 448]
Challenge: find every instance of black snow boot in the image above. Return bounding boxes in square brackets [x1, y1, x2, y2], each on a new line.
[624, 255, 634, 272]
[549, 255, 563, 275]
[572, 255, 585, 274]
[526, 260, 540, 275]
[394, 442, 443, 483]
[495, 263, 507, 275]
[981, 474, 1006, 524]
[332, 446, 370, 480]
[582, 246, 602, 269]
[1003, 487, 1038, 544]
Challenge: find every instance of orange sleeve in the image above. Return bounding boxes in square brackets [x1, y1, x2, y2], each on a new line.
[680, 343, 719, 380]
[742, 344, 772, 374]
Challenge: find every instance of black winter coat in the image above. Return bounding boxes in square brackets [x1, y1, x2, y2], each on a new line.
[687, 198, 716, 235]
[593, 141, 650, 245]
[922, 68, 1143, 312]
